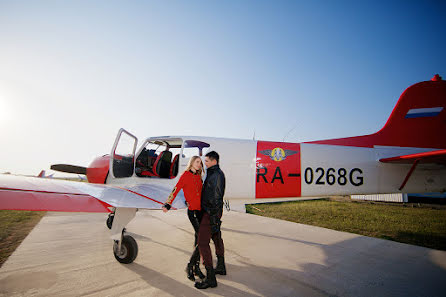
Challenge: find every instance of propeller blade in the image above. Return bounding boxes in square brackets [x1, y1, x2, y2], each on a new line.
[50, 164, 87, 175]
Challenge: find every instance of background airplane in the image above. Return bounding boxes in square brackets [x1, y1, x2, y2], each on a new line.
[0, 75, 445, 264]
[37, 170, 54, 178]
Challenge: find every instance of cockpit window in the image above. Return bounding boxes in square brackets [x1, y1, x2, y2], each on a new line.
[134, 138, 210, 179]
[182, 140, 210, 158]
[135, 139, 182, 179]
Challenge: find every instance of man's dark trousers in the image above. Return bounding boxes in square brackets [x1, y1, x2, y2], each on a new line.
[198, 212, 224, 267]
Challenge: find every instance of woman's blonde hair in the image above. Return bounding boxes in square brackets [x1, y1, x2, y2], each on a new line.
[186, 156, 203, 177]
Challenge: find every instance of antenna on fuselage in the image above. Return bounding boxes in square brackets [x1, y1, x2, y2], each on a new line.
[282, 125, 297, 142]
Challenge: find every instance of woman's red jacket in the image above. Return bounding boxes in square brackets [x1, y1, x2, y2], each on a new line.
[165, 170, 202, 210]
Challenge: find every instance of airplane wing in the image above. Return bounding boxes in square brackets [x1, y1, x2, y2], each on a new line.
[0, 174, 186, 213]
[379, 149, 446, 165]
[379, 149, 446, 190]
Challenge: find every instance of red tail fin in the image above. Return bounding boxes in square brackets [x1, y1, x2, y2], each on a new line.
[309, 75, 446, 149]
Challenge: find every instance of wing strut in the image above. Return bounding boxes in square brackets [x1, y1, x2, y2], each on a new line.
[398, 159, 420, 191]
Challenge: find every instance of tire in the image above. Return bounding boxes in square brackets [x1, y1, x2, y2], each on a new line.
[106, 213, 114, 229]
[113, 235, 138, 264]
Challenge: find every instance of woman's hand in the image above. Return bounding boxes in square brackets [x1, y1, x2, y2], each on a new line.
[186, 202, 190, 208]
[162, 203, 171, 213]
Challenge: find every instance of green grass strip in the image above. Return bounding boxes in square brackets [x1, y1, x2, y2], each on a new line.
[0, 210, 46, 267]
[246, 199, 446, 250]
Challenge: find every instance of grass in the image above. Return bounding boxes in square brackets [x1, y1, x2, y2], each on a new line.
[0, 210, 46, 267]
[246, 198, 446, 251]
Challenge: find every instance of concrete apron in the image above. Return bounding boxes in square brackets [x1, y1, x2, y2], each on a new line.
[0, 210, 445, 297]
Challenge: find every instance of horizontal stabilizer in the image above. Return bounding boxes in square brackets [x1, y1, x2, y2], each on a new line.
[379, 149, 446, 165]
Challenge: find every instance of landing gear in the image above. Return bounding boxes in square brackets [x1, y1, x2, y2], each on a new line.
[110, 208, 138, 264]
[113, 233, 138, 264]
[106, 212, 114, 229]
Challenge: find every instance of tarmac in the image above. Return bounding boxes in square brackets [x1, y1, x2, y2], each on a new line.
[0, 208, 445, 296]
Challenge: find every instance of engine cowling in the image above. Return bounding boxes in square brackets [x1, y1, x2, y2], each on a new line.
[86, 155, 110, 184]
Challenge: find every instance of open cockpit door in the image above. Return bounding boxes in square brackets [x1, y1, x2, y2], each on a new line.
[110, 129, 138, 178]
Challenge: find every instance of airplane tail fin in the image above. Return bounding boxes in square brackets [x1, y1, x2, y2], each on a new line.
[376, 74, 446, 149]
[309, 75, 446, 149]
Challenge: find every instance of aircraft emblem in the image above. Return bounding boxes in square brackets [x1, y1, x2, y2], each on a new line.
[259, 148, 298, 161]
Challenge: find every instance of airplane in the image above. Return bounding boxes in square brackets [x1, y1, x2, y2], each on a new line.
[0, 74, 445, 264]
[37, 169, 87, 181]
[37, 170, 54, 178]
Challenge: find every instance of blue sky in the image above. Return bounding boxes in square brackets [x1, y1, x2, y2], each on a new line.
[0, 0, 445, 175]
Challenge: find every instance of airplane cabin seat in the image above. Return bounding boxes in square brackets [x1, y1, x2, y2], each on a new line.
[153, 151, 173, 178]
[170, 154, 179, 178]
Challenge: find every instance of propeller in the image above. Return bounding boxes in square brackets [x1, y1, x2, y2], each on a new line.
[50, 164, 87, 175]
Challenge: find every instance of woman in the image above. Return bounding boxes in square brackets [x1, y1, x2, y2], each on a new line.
[162, 155, 205, 281]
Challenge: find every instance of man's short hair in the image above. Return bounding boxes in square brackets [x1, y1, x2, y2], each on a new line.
[205, 151, 220, 164]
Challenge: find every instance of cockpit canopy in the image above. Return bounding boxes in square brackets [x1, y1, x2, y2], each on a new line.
[135, 138, 210, 179]
[112, 134, 210, 179]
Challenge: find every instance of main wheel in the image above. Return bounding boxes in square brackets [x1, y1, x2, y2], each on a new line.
[106, 213, 114, 229]
[113, 235, 138, 264]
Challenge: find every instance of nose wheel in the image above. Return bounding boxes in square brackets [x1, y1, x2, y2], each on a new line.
[106, 212, 114, 229]
[113, 234, 138, 264]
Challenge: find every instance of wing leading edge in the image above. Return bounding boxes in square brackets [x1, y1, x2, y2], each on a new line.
[0, 175, 186, 212]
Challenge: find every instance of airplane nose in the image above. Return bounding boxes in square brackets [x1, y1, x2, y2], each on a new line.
[86, 155, 110, 184]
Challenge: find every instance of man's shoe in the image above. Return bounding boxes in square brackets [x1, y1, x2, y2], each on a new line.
[194, 261, 205, 279]
[215, 255, 226, 275]
[185, 263, 195, 281]
[195, 267, 217, 289]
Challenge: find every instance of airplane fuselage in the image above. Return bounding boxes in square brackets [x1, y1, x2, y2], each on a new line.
[105, 135, 446, 200]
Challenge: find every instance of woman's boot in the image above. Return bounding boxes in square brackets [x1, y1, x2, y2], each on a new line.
[185, 262, 195, 281]
[194, 261, 205, 279]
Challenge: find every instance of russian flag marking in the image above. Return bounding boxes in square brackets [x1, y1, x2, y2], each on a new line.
[405, 107, 443, 118]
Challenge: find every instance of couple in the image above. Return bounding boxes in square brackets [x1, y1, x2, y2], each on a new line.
[162, 151, 226, 289]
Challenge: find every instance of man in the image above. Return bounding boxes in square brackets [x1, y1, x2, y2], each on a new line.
[195, 151, 226, 289]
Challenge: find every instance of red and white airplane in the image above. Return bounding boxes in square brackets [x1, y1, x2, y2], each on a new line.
[1, 75, 445, 264]
[37, 170, 54, 178]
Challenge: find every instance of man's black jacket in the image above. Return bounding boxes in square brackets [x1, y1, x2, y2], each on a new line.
[201, 164, 225, 217]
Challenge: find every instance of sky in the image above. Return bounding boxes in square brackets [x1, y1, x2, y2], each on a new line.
[0, 0, 445, 176]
